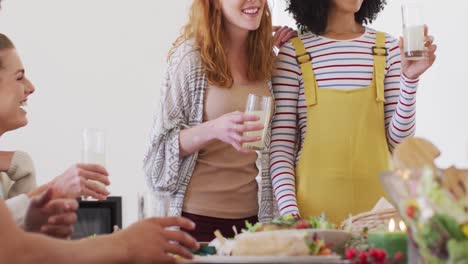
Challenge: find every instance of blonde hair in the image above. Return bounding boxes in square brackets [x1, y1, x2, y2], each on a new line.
[170, 0, 274, 88]
[0, 33, 15, 69]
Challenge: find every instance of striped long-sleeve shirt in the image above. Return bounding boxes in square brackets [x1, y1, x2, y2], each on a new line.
[269, 28, 419, 216]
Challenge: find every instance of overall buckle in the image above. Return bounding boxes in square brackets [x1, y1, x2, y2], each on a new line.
[372, 46, 388, 56]
[296, 52, 312, 65]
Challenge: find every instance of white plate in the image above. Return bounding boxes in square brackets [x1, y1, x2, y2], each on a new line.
[184, 255, 342, 264]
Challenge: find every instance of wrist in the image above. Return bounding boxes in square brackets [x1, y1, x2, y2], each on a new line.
[201, 120, 218, 142]
[113, 232, 132, 264]
[402, 71, 420, 82]
[27, 183, 51, 198]
[401, 73, 419, 92]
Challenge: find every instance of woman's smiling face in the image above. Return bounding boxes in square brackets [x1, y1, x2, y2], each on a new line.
[0, 48, 35, 135]
[220, 0, 267, 33]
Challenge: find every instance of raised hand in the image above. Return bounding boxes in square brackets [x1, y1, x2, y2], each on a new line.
[207, 111, 264, 153]
[51, 164, 110, 200]
[273, 25, 298, 48]
[400, 25, 437, 80]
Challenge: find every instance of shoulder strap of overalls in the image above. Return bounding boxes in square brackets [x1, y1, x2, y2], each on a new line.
[290, 37, 317, 106]
[373, 32, 387, 102]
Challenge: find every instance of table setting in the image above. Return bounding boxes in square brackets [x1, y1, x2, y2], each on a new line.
[176, 137, 467, 264]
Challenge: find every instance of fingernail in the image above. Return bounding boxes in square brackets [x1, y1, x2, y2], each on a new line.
[49, 218, 56, 224]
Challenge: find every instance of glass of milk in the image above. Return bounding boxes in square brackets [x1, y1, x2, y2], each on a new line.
[82, 128, 107, 199]
[242, 94, 272, 151]
[402, 1, 425, 60]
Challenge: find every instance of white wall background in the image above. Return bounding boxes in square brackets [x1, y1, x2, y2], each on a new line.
[0, 0, 467, 226]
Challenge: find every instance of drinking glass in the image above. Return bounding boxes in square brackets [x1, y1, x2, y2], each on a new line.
[242, 94, 273, 151]
[82, 128, 106, 167]
[82, 128, 106, 199]
[402, 1, 425, 60]
[137, 191, 171, 220]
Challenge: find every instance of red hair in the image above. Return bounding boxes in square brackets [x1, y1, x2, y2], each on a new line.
[170, 0, 274, 88]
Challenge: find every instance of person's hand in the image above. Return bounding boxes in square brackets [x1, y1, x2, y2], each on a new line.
[117, 217, 199, 264]
[206, 111, 263, 153]
[401, 25, 437, 80]
[51, 164, 110, 200]
[273, 25, 298, 48]
[24, 188, 78, 239]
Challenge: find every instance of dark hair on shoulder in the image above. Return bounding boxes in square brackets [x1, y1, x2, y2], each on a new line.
[286, 0, 387, 35]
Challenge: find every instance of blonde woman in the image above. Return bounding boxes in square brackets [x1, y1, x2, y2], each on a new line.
[0, 31, 198, 264]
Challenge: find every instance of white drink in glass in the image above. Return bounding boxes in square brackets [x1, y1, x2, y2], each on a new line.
[243, 110, 270, 150]
[82, 151, 106, 167]
[82, 128, 107, 198]
[242, 94, 272, 151]
[402, 2, 425, 60]
[403, 25, 425, 60]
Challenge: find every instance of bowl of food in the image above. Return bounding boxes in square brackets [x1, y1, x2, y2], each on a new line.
[243, 215, 351, 251]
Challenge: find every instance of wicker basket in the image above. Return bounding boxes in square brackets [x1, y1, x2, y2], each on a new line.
[340, 208, 402, 234]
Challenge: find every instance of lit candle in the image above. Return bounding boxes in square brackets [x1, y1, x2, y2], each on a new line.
[399, 220, 407, 232]
[368, 218, 408, 262]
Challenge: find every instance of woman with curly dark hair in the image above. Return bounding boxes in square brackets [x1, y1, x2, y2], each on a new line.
[269, 0, 437, 223]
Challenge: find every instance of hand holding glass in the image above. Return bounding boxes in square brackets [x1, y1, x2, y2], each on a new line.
[242, 94, 272, 151]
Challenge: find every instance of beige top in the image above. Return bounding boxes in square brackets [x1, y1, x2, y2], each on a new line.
[183, 82, 271, 219]
[1, 151, 37, 228]
[1, 151, 37, 199]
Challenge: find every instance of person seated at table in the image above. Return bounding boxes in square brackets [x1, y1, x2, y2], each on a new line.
[0, 29, 199, 263]
[0, 29, 110, 230]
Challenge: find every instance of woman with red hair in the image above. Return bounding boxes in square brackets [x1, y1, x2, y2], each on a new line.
[144, 0, 294, 241]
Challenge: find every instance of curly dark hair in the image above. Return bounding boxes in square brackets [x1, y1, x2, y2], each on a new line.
[286, 0, 387, 35]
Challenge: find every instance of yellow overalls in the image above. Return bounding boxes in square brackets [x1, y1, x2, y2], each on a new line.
[290, 32, 391, 224]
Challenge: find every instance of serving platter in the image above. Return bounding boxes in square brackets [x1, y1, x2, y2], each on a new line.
[183, 255, 342, 264]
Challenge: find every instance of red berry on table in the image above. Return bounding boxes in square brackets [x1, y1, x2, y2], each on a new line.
[359, 251, 368, 261]
[295, 219, 310, 229]
[406, 205, 415, 218]
[345, 248, 358, 259]
[369, 249, 379, 258]
[376, 249, 387, 260]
